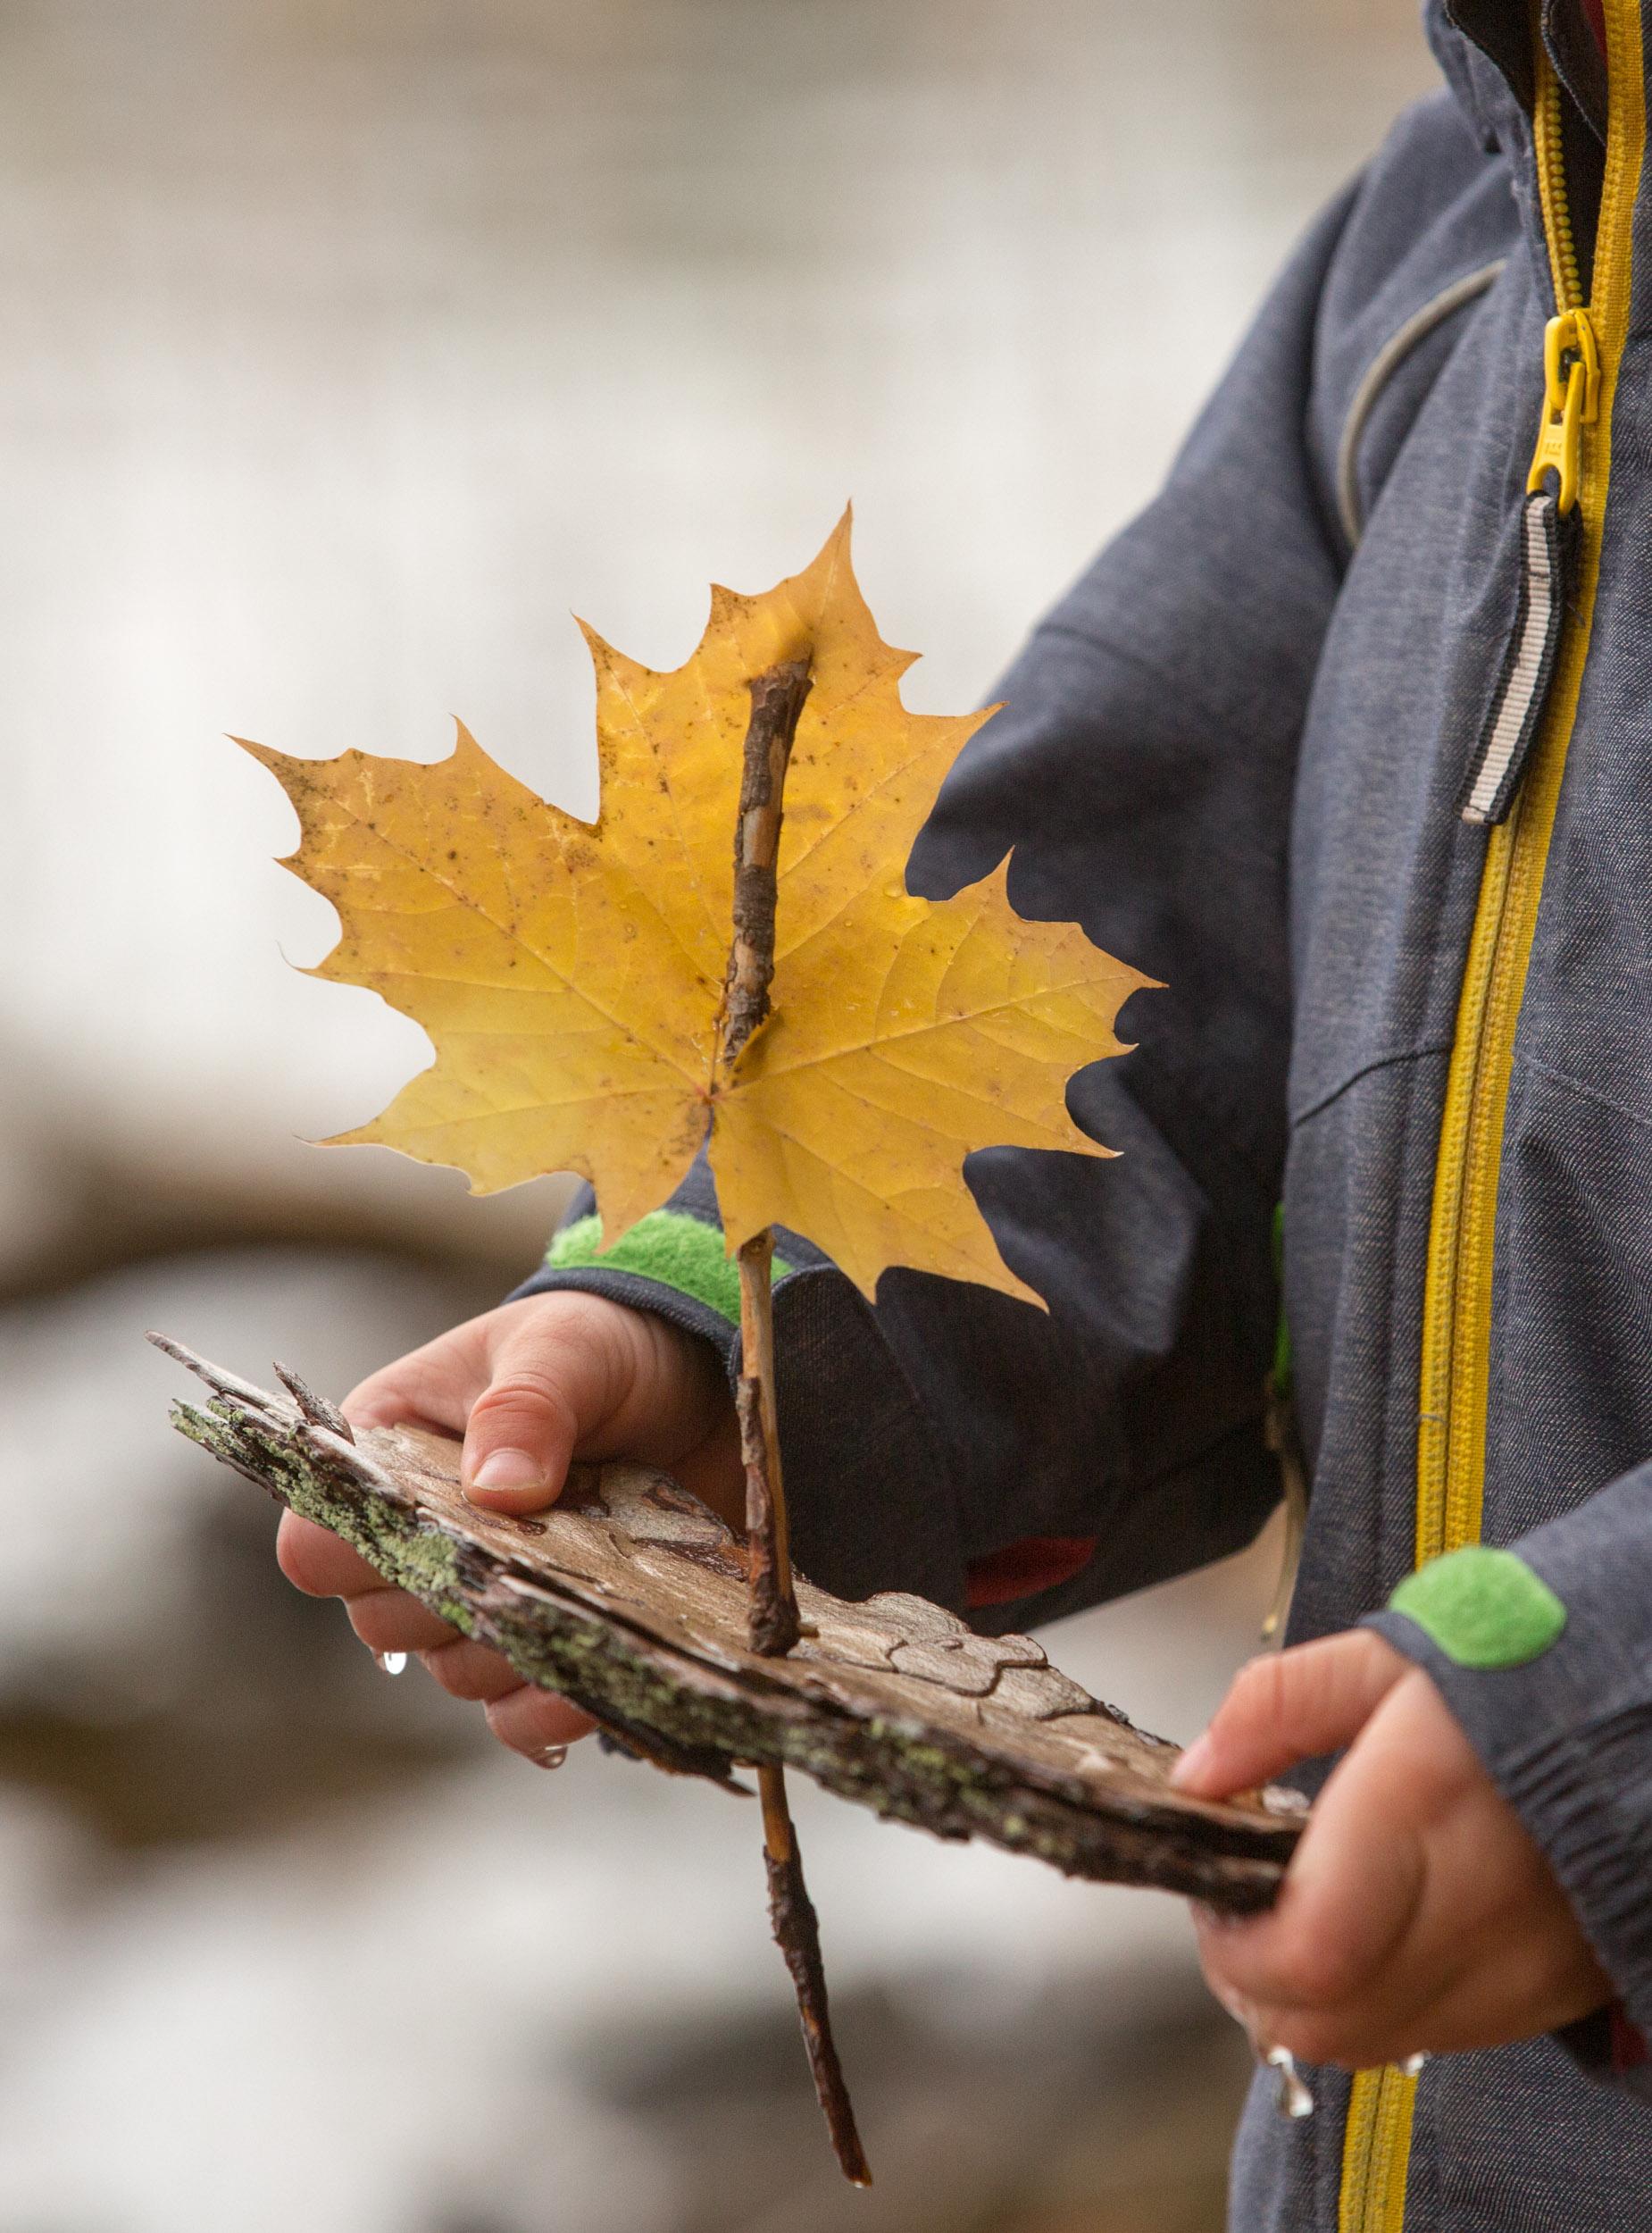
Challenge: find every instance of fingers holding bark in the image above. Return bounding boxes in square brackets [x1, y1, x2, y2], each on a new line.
[460, 1298, 663, 1514]
[346, 1586, 465, 1658]
[484, 1683, 597, 1761]
[1172, 1631, 1410, 1800]
[418, 1638, 532, 1703]
[277, 1510, 386, 1600]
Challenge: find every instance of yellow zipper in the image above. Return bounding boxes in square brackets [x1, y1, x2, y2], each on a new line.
[1339, 7, 1644, 2229]
[1533, 56, 1587, 313]
[1338, 2063, 1419, 2233]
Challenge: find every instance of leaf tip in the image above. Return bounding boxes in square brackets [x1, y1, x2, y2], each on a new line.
[317, 1120, 378, 1151]
[573, 613, 614, 665]
[817, 502, 856, 577]
[232, 733, 287, 780]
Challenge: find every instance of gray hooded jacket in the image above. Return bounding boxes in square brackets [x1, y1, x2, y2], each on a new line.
[516, 3, 1652, 2223]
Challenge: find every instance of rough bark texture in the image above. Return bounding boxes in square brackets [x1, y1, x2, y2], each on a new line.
[154, 1335, 1303, 1911]
[738, 1234, 798, 1656]
[719, 660, 812, 1659]
[759, 1760, 871, 2186]
[718, 657, 813, 1075]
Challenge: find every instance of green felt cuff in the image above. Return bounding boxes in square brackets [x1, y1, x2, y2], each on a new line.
[546, 1211, 793, 1327]
[1389, 1545, 1567, 1669]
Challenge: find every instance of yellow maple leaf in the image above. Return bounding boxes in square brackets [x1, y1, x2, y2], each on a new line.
[244, 514, 1154, 1305]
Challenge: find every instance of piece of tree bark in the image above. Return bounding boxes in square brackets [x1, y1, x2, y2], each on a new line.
[152, 1334, 1303, 1911]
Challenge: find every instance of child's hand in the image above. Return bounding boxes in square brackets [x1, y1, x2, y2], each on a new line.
[1171, 1631, 1611, 2068]
[275, 1292, 741, 1766]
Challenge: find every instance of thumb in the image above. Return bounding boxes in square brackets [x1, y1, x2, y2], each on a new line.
[461, 1306, 634, 1513]
[1172, 1630, 1409, 1799]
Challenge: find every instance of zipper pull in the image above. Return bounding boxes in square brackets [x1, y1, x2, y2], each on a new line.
[1527, 307, 1600, 514]
[1458, 315, 1598, 826]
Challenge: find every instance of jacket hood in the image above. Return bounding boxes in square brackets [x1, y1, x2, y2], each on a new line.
[1425, 0, 1534, 150]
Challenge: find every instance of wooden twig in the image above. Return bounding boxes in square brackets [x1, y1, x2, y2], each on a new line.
[759, 1760, 872, 2187]
[716, 657, 811, 1659]
[718, 656, 813, 1074]
[714, 653, 873, 2176]
[738, 1232, 798, 1656]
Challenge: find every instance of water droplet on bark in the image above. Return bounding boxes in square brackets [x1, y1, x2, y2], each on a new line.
[1266, 2045, 1314, 2120]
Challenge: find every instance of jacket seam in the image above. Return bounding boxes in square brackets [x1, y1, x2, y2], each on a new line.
[1289, 1038, 1455, 1130]
[1336, 258, 1508, 548]
[1517, 1050, 1652, 1136]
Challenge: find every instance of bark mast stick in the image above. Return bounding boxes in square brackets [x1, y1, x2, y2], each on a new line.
[760, 1752, 873, 2187]
[737, 1234, 795, 1652]
[716, 655, 872, 2187]
[717, 655, 812, 1660]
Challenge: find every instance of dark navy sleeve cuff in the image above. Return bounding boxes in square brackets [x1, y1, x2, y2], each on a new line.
[511, 1258, 738, 1369]
[509, 1175, 964, 1610]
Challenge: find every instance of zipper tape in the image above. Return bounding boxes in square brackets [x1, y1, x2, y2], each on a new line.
[1459, 489, 1579, 826]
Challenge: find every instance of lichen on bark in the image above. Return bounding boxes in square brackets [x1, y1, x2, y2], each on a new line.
[168, 1367, 1297, 1913]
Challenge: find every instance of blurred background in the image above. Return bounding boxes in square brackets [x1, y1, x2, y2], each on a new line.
[1, 2, 1434, 2227]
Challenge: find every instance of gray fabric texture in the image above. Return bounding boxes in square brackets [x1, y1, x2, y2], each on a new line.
[513, 3, 1652, 2220]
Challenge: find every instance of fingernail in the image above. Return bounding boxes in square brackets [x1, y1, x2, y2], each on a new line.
[1171, 1735, 1212, 1787]
[468, 1448, 546, 1495]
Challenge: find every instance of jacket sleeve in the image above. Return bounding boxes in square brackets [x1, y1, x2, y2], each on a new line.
[512, 182, 1358, 1628]
[1365, 1484, 1652, 2100]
